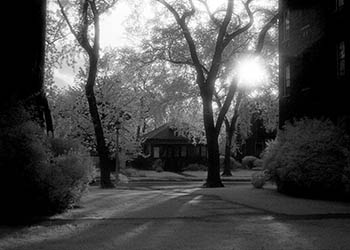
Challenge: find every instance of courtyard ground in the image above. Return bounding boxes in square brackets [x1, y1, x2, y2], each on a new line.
[1, 177, 350, 250]
[125, 169, 255, 182]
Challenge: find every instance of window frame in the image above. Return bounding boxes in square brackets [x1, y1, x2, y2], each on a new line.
[336, 41, 346, 78]
[283, 63, 291, 96]
[282, 9, 290, 41]
[153, 146, 160, 158]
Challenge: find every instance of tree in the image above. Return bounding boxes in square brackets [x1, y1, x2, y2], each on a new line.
[220, 92, 243, 175]
[56, 0, 118, 188]
[220, 11, 279, 176]
[154, 0, 277, 187]
[114, 47, 199, 132]
[1, 0, 54, 135]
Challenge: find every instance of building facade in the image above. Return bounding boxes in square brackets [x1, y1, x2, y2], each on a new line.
[279, 0, 349, 130]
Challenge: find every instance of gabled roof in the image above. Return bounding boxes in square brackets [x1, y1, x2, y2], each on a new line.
[141, 123, 189, 142]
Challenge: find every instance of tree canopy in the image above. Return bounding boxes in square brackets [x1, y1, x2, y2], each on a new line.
[45, 0, 279, 187]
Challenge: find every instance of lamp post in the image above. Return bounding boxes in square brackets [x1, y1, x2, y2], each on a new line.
[115, 120, 121, 183]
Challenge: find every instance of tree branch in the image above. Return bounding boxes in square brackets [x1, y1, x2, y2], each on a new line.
[215, 80, 237, 134]
[254, 13, 279, 53]
[156, 0, 205, 84]
[207, 0, 234, 85]
[164, 49, 209, 75]
[198, 0, 221, 28]
[181, 0, 196, 21]
[223, 0, 254, 48]
[229, 91, 243, 131]
[89, 0, 100, 56]
[56, 0, 80, 42]
[79, 0, 93, 53]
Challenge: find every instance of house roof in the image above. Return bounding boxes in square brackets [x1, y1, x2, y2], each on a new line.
[141, 123, 190, 143]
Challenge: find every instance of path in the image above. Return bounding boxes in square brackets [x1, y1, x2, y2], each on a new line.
[1, 182, 350, 250]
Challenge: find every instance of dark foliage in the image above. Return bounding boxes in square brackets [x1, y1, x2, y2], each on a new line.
[0, 106, 94, 224]
[262, 118, 350, 201]
[130, 154, 154, 170]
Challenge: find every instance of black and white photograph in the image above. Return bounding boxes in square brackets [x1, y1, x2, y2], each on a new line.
[1, 0, 349, 249]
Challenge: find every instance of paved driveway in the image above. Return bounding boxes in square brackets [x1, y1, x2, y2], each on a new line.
[1, 182, 350, 250]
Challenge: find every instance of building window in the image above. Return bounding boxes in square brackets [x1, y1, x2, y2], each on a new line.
[337, 41, 346, 78]
[283, 64, 291, 96]
[153, 147, 160, 158]
[282, 10, 290, 41]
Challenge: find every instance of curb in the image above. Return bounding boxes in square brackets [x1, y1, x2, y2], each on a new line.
[127, 178, 251, 182]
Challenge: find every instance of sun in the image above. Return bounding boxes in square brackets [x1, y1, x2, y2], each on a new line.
[236, 56, 269, 89]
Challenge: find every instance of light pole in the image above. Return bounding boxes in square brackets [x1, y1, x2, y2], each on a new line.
[115, 120, 121, 183]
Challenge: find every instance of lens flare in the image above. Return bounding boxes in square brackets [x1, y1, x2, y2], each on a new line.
[236, 56, 268, 89]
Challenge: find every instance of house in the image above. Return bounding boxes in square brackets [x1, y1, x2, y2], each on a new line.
[279, 0, 349, 130]
[141, 123, 207, 172]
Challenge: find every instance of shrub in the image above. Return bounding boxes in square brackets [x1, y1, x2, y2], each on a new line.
[253, 159, 263, 169]
[0, 106, 94, 222]
[262, 118, 350, 200]
[152, 159, 164, 172]
[219, 155, 242, 170]
[242, 156, 258, 169]
[122, 168, 144, 177]
[130, 154, 153, 170]
[41, 149, 95, 213]
[184, 163, 207, 171]
[49, 137, 82, 157]
[251, 172, 266, 188]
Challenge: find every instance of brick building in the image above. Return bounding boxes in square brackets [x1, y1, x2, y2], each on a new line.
[279, 0, 349, 130]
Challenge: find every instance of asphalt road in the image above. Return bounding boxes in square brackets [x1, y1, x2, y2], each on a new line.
[1, 182, 350, 250]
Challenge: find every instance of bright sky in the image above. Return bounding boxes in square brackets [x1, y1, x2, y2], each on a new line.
[53, 0, 276, 89]
[53, 1, 131, 88]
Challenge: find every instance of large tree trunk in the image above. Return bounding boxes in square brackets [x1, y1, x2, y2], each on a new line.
[222, 93, 242, 176]
[201, 88, 224, 187]
[42, 93, 54, 136]
[36, 0, 54, 136]
[2, 0, 54, 134]
[222, 123, 233, 176]
[86, 56, 113, 188]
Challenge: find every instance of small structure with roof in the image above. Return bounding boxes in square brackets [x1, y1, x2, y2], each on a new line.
[141, 123, 207, 172]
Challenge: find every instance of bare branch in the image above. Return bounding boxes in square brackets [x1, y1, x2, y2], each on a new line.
[56, 0, 80, 42]
[88, 0, 100, 55]
[181, 0, 196, 21]
[213, 91, 222, 109]
[156, 0, 205, 84]
[164, 49, 210, 75]
[198, 0, 221, 28]
[165, 51, 193, 66]
[215, 80, 237, 134]
[218, 0, 235, 45]
[223, 0, 254, 48]
[79, 0, 92, 51]
[254, 13, 279, 53]
[207, 0, 234, 84]
[229, 91, 243, 131]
